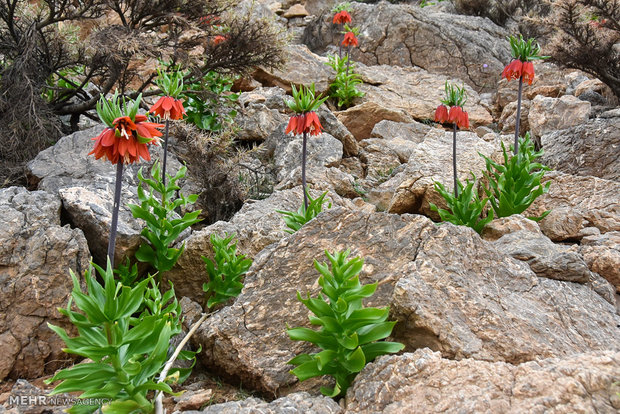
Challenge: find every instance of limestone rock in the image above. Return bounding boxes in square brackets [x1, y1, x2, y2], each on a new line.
[580, 232, 620, 291]
[541, 114, 620, 181]
[359, 139, 402, 180]
[493, 231, 593, 283]
[498, 99, 530, 134]
[345, 349, 620, 413]
[179, 392, 342, 414]
[274, 130, 343, 182]
[26, 125, 191, 265]
[303, 1, 510, 92]
[187, 208, 619, 395]
[528, 95, 591, 138]
[527, 172, 620, 240]
[235, 89, 289, 142]
[0, 187, 90, 381]
[335, 101, 413, 141]
[254, 44, 333, 95]
[282, 4, 308, 19]
[275, 166, 358, 199]
[371, 120, 431, 142]
[317, 106, 359, 157]
[376, 131, 495, 218]
[481, 215, 541, 241]
[164, 187, 354, 303]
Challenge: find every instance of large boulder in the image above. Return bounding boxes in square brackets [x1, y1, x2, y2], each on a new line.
[26, 125, 191, 265]
[0, 187, 90, 381]
[165, 187, 356, 303]
[186, 208, 619, 395]
[580, 232, 620, 291]
[541, 114, 620, 182]
[526, 172, 620, 241]
[345, 349, 620, 413]
[368, 131, 495, 217]
[303, 1, 511, 92]
[528, 95, 591, 138]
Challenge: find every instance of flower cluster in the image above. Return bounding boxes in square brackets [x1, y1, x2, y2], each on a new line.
[149, 69, 186, 120]
[332, 3, 358, 49]
[285, 84, 328, 136]
[90, 93, 163, 164]
[333, 10, 351, 25]
[342, 31, 358, 47]
[435, 82, 469, 129]
[501, 35, 548, 85]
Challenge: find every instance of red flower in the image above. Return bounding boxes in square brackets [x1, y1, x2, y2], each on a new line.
[89, 115, 163, 164]
[521, 61, 535, 85]
[285, 112, 323, 136]
[342, 32, 358, 48]
[501, 59, 523, 82]
[213, 35, 226, 45]
[434, 104, 449, 124]
[447, 106, 469, 129]
[333, 10, 352, 25]
[149, 96, 186, 120]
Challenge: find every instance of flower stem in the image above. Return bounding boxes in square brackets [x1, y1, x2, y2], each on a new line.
[345, 45, 351, 79]
[453, 123, 458, 198]
[302, 130, 308, 210]
[162, 118, 170, 187]
[107, 162, 124, 267]
[514, 77, 523, 156]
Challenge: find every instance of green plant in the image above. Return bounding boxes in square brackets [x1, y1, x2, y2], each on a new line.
[429, 174, 494, 234]
[113, 258, 139, 286]
[276, 190, 332, 234]
[480, 134, 551, 221]
[128, 161, 202, 279]
[45, 262, 190, 413]
[42, 65, 88, 103]
[287, 250, 404, 397]
[183, 71, 239, 132]
[202, 233, 253, 310]
[325, 54, 364, 109]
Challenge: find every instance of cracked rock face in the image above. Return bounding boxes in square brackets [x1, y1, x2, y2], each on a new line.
[541, 114, 620, 182]
[303, 1, 510, 92]
[580, 231, 620, 291]
[345, 349, 620, 413]
[187, 208, 619, 395]
[0, 187, 90, 381]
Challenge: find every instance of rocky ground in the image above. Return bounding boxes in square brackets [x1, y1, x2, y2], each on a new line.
[1, 0, 620, 413]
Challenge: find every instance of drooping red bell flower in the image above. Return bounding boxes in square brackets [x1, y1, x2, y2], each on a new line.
[342, 31, 358, 48]
[89, 114, 163, 164]
[434, 104, 449, 124]
[501, 59, 523, 82]
[521, 61, 535, 85]
[285, 112, 324, 137]
[304, 111, 323, 136]
[285, 114, 304, 135]
[447, 106, 469, 129]
[333, 10, 352, 25]
[213, 35, 227, 45]
[149, 96, 186, 120]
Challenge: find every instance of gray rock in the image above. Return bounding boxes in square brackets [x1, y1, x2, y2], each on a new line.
[303, 1, 510, 92]
[26, 125, 190, 265]
[529, 95, 591, 138]
[275, 166, 358, 199]
[345, 349, 620, 413]
[370, 120, 431, 143]
[527, 172, 620, 240]
[481, 215, 541, 241]
[494, 231, 593, 283]
[541, 114, 620, 182]
[0, 187, 90, 381]
[580, 232, 620, 291]
[187, 208, 619, 396]
[178, 392, 341, 414]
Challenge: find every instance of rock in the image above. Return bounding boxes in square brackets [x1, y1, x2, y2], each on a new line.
[253, 44, 333, 95]
[528, 95, 591, 138]
[0, 187, 90, 381]
[335, 101, 413, 141]
[541, 114, 620, 181]
[575, 78, 617, 106]
[164, 187, 354, 303]
[235, 89, 289, 142]
[580, 232, 620, 291]
[273, 129, 343, 182]
[179, 392, 342, 414]
[188, 208, 619, 395]
[351, 64, 493, 135]
[493, 231, 593, 283]
[391, 222, 619, 364]
[303, 1, 511, 92]
[371, 120, 431, 142]
[26, 125, 190, 265]
[527, 172, 620, 240]
[481, 215, 541, 241]
[359, 139, 402, 180]
[345, 349, 620, 413]
[498, 99, 530, 134]
[282, 4, 308, 19]
[275, 166, 358, 199]
[173, 389, 213, 412]
[374, 131, 495, 218]
[3, 379, 71, 413]
[317, 106, 359, 157]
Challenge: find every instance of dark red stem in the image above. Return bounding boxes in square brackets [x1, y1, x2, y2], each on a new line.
[453, 123, 458, 198]
[107, 162, 124, 267]
[514, 77, 524, 156]
[302, 130, 308, 210]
